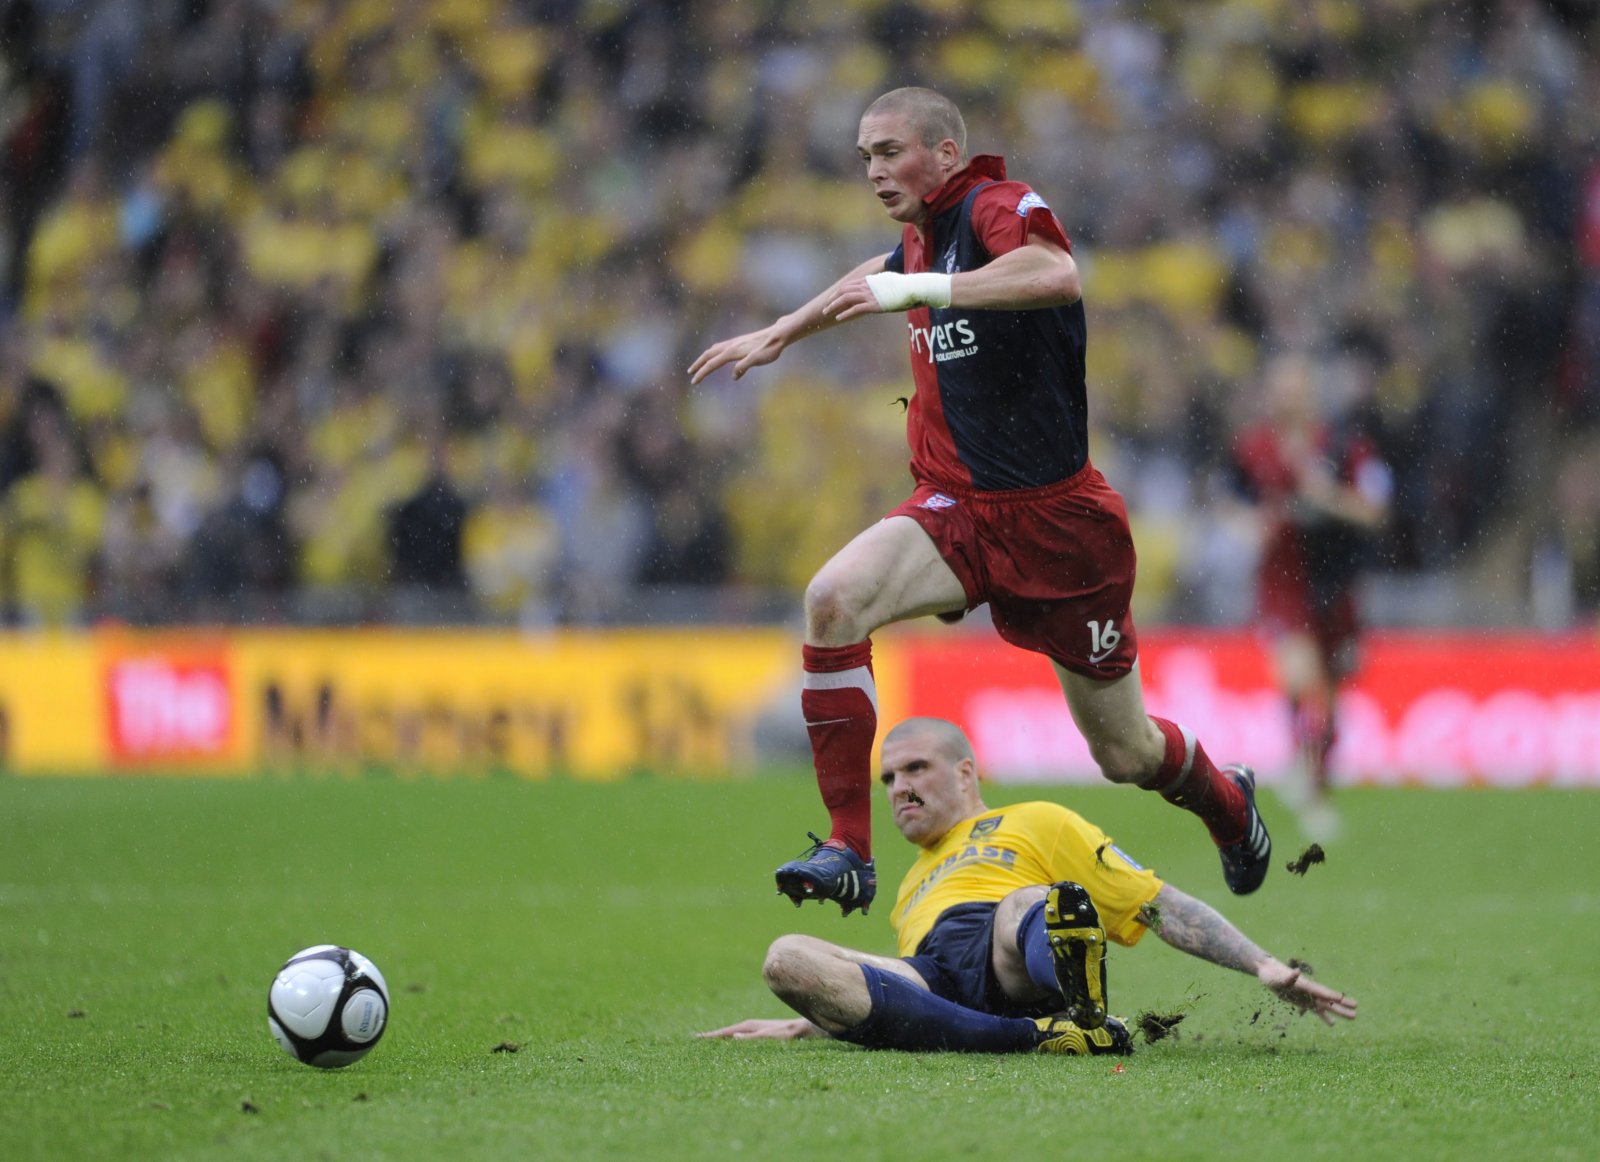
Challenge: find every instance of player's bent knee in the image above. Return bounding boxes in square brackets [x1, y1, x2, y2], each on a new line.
[803, 574, 867, 644]
[762, 934, 827, 996]
[1088, 740, 1151, 784]
[761, 935, 803, 990]
[993, 886, 1046, 940]
[995, 886, 1046, 925]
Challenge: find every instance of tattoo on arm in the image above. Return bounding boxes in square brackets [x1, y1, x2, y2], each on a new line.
[1146, 885, 1267, 976]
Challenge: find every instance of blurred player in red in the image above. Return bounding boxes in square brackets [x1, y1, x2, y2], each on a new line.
[690, 87, 1271, 914]
[1230, 353, 1392, 836]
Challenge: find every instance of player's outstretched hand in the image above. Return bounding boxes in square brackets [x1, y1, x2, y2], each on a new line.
[696, 1018, 824, 1041]
[1258, 958, 1358, 1025]
[822, 278, 887, 322]
[688, 326, 786, 383]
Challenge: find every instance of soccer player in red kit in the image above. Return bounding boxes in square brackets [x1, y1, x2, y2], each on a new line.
[1231, 353, 1392, 834]
[690, 87, 1271, 914]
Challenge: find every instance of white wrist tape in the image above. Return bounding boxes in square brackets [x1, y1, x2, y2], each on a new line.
[864, 271, 953, 312]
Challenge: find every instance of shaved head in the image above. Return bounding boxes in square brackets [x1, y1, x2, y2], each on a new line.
[883, 717, 976, 766]
[879, 717, 984, 846]
[863, 87, 967, 159]
[1265, 351, 1319, 424]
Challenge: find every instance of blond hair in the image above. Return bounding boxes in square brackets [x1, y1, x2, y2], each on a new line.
[863, 87, 967, 158]
[883, 717, 977, 766]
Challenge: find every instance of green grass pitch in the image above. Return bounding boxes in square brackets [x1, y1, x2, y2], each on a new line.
[2, 768, 1596, 1161]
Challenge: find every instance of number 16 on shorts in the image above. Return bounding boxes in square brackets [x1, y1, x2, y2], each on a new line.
[1087, 619, 1121, 664]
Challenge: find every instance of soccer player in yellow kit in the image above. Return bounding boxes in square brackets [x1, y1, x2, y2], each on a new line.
[702, 718, 1356, 1055]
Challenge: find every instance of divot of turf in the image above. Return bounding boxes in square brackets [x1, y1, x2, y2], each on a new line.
[1136, 1011, 1186, 1043]
[1286, 844, 1326, 875]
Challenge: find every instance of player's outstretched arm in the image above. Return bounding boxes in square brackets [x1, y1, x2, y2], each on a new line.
[947, 236, 1079, 311]
[827, 237, 1081, 323]
[1295, 461, 1391, 531]
[688, 253, 891, 384]
[696, 1018, 829, 1040]
[1142, 884, 1358, 1026]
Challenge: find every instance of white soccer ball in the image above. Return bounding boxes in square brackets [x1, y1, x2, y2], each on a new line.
[267, 945, 390, 1069]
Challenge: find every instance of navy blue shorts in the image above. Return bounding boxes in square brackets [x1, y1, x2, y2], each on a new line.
[902, 902, 1057, 1020]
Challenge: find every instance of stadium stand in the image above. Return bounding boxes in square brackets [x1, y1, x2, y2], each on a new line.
[0, 0, 1595, 628]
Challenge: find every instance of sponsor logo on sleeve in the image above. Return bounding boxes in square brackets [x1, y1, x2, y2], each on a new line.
[1109, 843, 1145, 871]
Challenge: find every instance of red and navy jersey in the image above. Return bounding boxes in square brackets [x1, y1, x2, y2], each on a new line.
[1231, 420, 1390, 614]
[883, 155, 1087, 492]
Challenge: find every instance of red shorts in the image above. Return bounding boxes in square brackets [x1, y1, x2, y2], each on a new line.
[1257, 557, 1360, 676]
[887, 462, 1139, 679]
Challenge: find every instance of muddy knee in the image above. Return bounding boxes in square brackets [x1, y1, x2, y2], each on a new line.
[803, 573, 866, 644]
[763, 934, 825, 997]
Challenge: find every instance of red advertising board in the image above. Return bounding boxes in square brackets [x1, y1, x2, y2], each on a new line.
[902, 630, 1600, 787]
[103, 648, 236, 766]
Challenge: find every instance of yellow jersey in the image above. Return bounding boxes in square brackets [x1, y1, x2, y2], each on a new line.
[889, 801, 1164, 957]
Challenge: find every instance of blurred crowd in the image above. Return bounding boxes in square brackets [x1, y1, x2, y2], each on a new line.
[0, 0, 1596, 629]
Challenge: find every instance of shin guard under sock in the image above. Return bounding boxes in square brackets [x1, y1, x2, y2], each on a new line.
[832, 965, 1045, 1053]
[1142, 717, 1247, 846]
[1017, 900, 1063, 999]
[801, 641, 877, 859]
[1292, 695, 1336, 792]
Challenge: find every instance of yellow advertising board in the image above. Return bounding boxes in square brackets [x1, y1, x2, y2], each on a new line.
[0, 632, 104, 772]
[0, 628, 911, 778]
[232, 630, 799, 778]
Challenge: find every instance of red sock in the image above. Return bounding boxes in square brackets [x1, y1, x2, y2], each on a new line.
[1292, 695, 1335, 793]
[1142, 717, 1247, 846]
[801, 640, 877, 860]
